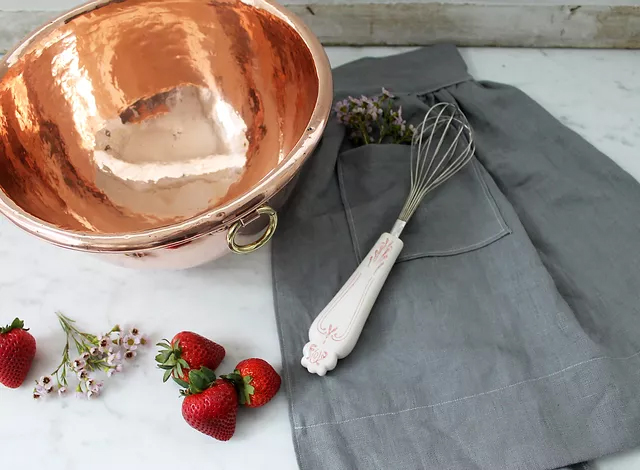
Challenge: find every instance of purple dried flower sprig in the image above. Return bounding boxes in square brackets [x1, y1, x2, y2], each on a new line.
[33, 312, 148, 401]
[334, 88, 415, 146]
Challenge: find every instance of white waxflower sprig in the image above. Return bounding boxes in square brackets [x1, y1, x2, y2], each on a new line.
[334, 88, 415, 146]
[33, 312, 148, 400]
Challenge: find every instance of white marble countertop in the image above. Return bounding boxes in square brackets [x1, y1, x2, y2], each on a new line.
[1, 46, 639, 470]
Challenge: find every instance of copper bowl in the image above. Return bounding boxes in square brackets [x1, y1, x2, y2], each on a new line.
[0, 0, 332, 269]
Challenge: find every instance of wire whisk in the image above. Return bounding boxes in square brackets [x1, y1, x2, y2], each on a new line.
[395, 102, 475, 233]
[302, 101, 476, 377]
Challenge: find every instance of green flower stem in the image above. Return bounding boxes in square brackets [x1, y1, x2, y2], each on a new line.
[57, 313, 98, 345]
[88, 356, 114, 373]
[55, 311, 104, 374]
[50, 338, 71, 387]
[359, 123, 370, 144]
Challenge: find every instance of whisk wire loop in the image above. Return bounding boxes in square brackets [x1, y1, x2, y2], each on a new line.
[399, 102, 475, 222]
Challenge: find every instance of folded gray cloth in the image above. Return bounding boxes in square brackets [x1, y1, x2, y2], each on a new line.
[271, 45, 640, 470]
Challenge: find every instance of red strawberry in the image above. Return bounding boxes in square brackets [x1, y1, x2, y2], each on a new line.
[156, 332, 225, 383]
[0, 318, 36, 389]
[180, 367, 238, 441]
[223, 358, 281, 408]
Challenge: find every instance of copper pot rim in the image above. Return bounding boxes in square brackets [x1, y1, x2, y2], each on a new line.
[0, 0, 333, 254]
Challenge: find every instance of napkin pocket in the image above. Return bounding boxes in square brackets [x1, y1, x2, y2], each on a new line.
[338, 143, 511, 263]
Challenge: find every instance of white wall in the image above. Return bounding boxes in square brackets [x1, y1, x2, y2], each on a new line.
[1, 0, 638, 12]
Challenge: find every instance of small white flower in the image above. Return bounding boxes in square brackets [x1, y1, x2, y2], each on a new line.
[139, 335, 148, 346]
[124, 350, 137, 360]
[98, 336, 112, 352]
[38, 376, 53, 387]
[107, 351, 122, 366]
[35, 385, 48, 395]
[58, 387, 67, 396]
[86, 379, 103, 393]
[80, 352, 91, 361]
[107, 369, 115, 377]
[77, 370, 89, 381]
[89, 347, 101, 356]
[86, 389, 99, 399]
[122, 335, 138, 350]
[72, 358, 86, 371]
[44, 383, 55, 394]
[129, 327, 140, 337]
[33, 392, 41, 400]
[115, 364, 123, 373]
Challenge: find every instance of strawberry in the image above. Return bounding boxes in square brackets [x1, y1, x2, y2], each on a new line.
[223, 358, 281, 408]
[179, 367, 238, 441]
[155, 332, 225, 383]
[0, 318, 36, 389]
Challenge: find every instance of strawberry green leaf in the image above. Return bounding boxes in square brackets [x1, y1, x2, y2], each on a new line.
[162, 368, 173, 383]
[220, 372, 254, 405]
[243, 381, 255, 405]
[188, 370, 207, 393]
[186, 367, 217, 395]
[155, 337, 193, 384]
[200, 367, 216, 383]
[155, 350, 173, 363]
[1, 318, 26, 334]
[173, 376, 189, 388]
[220, 372, 242, 384]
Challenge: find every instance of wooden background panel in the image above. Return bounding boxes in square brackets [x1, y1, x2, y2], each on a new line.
[288, 3, 640, 48]
[4, 0, 639, 9]
[0, 3, 638, 53]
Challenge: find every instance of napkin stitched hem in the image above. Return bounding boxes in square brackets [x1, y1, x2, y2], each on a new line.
[293, 348, 640, 429]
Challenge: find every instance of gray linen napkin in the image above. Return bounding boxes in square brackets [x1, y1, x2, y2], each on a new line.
[272, 45, 640, 470]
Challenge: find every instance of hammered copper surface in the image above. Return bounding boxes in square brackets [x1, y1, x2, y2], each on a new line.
[0, 0, 320, 234]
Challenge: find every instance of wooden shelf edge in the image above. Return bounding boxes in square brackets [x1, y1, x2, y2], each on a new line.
[0, 4, 638, 54]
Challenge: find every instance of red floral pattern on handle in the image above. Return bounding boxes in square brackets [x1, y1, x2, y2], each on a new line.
[306, 344, 328, 365]
[368, 237, 393, 270]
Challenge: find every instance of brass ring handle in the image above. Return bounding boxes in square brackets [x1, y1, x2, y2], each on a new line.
[226, 206, 278, 254]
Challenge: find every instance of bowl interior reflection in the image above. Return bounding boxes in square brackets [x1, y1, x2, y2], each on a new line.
[0, 0, 319, 234]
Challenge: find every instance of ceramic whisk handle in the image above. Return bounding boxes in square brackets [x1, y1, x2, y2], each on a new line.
[301, 233, 404, 376]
